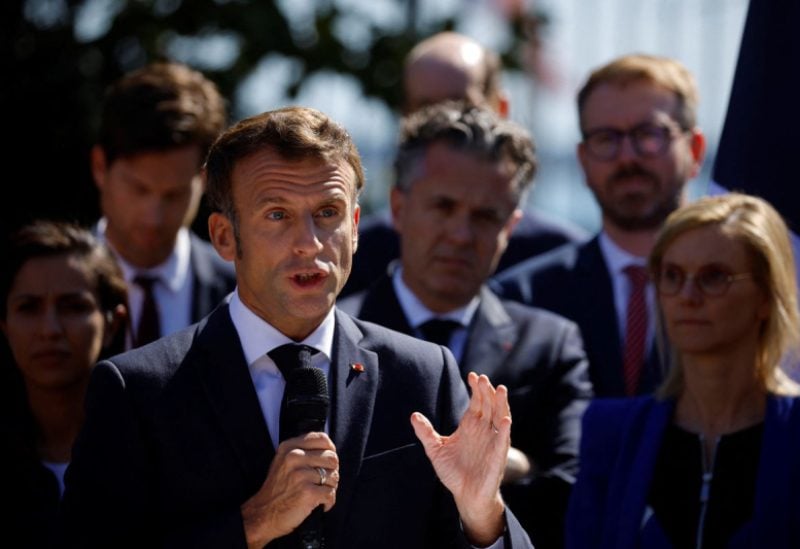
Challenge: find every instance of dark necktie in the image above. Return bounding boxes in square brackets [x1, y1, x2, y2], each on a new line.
[268, 343, 320, 442]
[418, 318, 462, 348]
[134, 274, 161, 348]
[622, 265, 649, 396]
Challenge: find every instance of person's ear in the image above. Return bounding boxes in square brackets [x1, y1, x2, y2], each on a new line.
[496, 92, 510, 119]
[352, 202, 361, 253]
[208, 212, 237, 261]
[90, 145, 109, 190]
[390, 187, 406, 233]
[102, 304, 128, 348]
[687, 129, 707, 179]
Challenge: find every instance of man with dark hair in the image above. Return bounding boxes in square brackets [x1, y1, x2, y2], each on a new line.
[339, 102, 592, 548]
[61, 106, 534, 549]
[91, 60, 235, 349]
[341, 31, 587, 298]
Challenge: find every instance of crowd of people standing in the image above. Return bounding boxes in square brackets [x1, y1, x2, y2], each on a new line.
[3, 26, 799, 549]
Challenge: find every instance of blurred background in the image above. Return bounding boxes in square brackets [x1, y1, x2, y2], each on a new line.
[4, 0, 749, 240]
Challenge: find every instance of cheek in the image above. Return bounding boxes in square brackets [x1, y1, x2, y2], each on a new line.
[69, 315, 107, 354]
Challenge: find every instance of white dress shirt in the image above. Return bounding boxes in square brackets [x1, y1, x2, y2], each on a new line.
[598, 232, 656, 349]
[228, 290, 334, 450]
[97, 219, 194, 348]
[230, 290, 504, 549]
[392, 266, 479, 363]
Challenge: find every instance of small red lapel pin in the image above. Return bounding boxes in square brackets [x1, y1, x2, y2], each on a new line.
[350, 363, 365, 373]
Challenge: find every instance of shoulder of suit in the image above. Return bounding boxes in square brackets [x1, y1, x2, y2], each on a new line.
[336, 289, 366, 316]
[342, 313, 443, 356]
[499, 296, 579, 329]
[494, 239, 589, 285]
[584, 396, 660, 430]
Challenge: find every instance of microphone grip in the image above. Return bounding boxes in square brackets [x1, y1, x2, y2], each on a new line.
[297, 504, 325, 549]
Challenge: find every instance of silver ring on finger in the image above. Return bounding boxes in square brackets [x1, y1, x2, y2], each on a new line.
[316, 466, 327, 486]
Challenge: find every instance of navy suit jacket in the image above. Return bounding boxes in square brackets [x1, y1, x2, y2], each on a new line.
[60, 304, 532, 549]
[187, 233, 237, 322]
[338, 276, 593, 548]
[492, 236, 664, 397]
[567, 395, 800, 548]
[341, 208, 588, 298]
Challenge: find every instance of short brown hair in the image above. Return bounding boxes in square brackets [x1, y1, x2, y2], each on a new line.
[577, 54, 699, 132]
[98, 60, 228, 166]
[205, 106, 365, 221]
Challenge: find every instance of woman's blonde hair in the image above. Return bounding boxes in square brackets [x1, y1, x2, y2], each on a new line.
[649, 192, 800, 397]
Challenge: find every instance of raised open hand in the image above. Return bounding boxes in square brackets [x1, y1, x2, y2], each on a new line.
[411, 372, 511, 545]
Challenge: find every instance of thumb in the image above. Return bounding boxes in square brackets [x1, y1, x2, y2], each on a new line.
[410, 412, 440, 453]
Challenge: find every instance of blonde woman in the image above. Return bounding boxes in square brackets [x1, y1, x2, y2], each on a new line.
[566, 192, 800, 548]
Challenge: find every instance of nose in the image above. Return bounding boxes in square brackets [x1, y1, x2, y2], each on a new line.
[444, 212, 474, 245]
[293, 215, 324, 255]
[617, 134, 639, 163]
[140, 196, 167, 228]
[677, 274, 703, 302]
[39, 305, 65, 338]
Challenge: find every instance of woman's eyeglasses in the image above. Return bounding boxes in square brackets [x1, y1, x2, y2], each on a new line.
[656, 264, 753, 297]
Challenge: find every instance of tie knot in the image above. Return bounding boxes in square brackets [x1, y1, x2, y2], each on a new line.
[268, 343, 319, 379]
[624, 265, 649, 289]
[418, 318, 462, 347]
[134, 274, 159, 290]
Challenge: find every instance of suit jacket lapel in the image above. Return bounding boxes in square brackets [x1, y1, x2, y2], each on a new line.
[575, 239, 626, 395]
[356, 274, 414, 335]
[606, 398, 672, 548]
[193, 305, 274, 487]
[750, 396, 799, 547]
[461, 287, 516, 379]
[326, 310, 380, 542]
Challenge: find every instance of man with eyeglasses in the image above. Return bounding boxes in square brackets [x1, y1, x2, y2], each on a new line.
[493, 54, 706, 398]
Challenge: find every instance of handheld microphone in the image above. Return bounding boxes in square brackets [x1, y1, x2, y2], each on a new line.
[284, 366, 329, 549]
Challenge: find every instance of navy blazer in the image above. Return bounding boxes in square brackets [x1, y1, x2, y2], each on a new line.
[341, 207, 588, 298]
[566, 395, 800, 548]
[493, 236, 664, 397]
[187, 233, 237, 322]
[60, 305, 533, 549]
[338, 275, 593, 548]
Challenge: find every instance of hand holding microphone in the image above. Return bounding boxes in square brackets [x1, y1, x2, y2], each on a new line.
[240, 345, 337, 549]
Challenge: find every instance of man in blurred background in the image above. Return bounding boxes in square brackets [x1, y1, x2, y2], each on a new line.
[91, 60, 236, 348]
[341, 31, 588, 297]
[494, 54, 706, 398]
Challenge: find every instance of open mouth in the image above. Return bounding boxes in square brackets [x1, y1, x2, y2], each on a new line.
[293, 272, 325, 287]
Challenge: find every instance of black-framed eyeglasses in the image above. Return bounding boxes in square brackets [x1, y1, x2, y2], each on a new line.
[582, 122, 685, 161]
[655, 264, 753, 297]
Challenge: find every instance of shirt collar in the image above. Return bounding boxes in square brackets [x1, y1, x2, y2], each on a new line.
[598, 231, 648, 275]
[391, 266, 478, 328]
[228, 290, 335, 368]
[97, 218, 190, 292]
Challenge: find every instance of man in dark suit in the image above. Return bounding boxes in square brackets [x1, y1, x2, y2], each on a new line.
[61, 106, 532, 549]
[493, 54, 706, 398]
[340, 31, 587, 298]
[91, 61, 236, 349]
[338, 102, 592, 549]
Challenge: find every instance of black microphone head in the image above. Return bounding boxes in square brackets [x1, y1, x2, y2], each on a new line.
[286, 366, 328, 399]
[283, 367, 329, 438]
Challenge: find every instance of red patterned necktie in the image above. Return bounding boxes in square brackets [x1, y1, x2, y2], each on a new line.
[622, 265, 649, 396]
